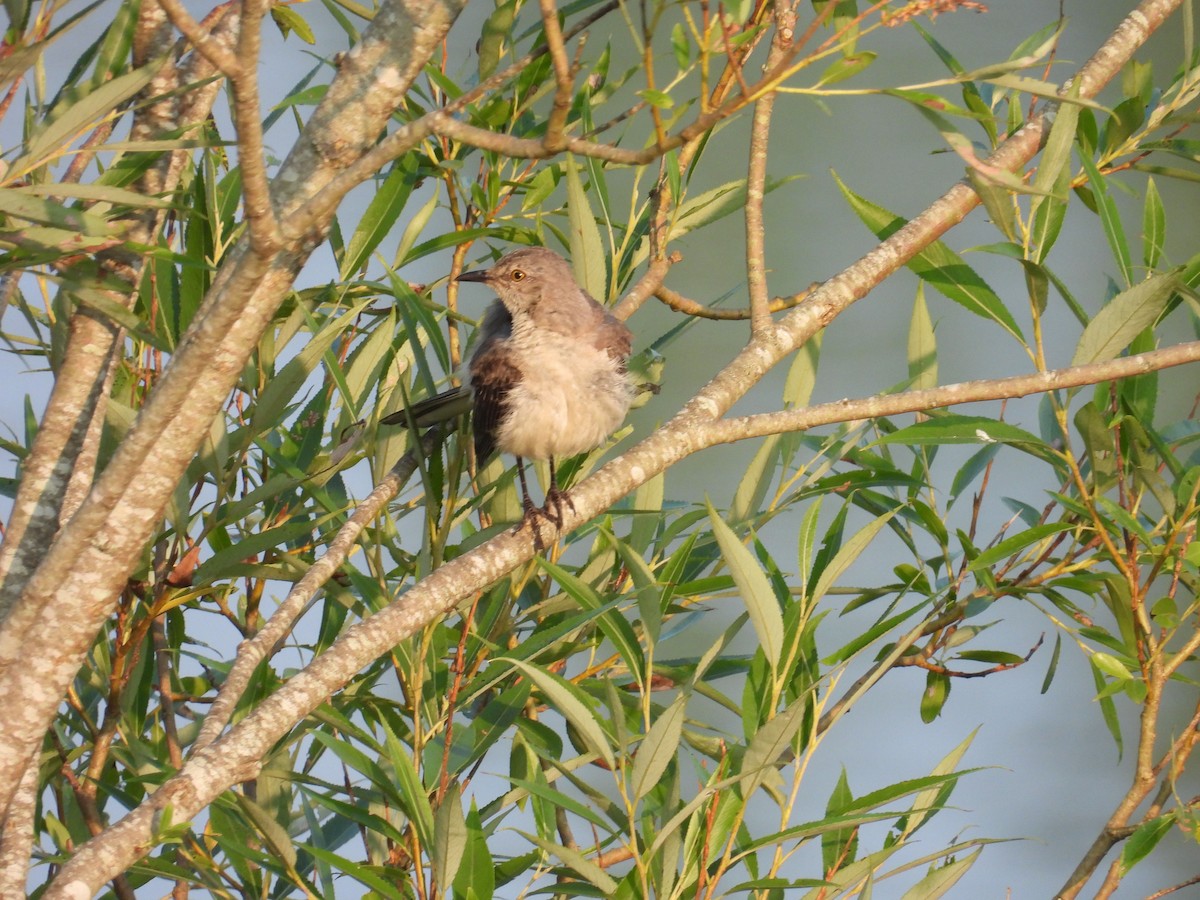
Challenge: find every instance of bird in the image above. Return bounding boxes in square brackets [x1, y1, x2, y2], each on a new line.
[383, 247, 635, 540]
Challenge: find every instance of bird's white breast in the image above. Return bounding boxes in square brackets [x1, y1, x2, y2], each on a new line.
[492, 329, 633, 461]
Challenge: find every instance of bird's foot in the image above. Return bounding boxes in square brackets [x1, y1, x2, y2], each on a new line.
[519, 496, 554, 552]
[516, 490, 577, 551]
[543, 485, 576, 530]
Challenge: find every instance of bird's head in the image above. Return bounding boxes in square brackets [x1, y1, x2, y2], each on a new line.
[456, 247, 576, 315]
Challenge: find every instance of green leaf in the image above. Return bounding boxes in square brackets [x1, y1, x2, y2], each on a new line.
[1030, 160, 1069, 263]
[478, 0, 516, 80]
[15, 181, 171, 209]
[630, 694, 686, 801]
[1091, 651, 1133, 681]
[0, 187, 116, 233]
[639, 88, 674, 109]
[565, 153, 607, 300]
[22, 60, 161, 173]
[1141, 177, 1165, 269]
[740, 698, 807, 789]
[823, 602, 929, 667]
[784, 333, 821, 408]
[1120, 814, 1175, 874]
[537, 557, 645, 684]
[904, 730, 977, 837]
[834, 173, 1023, 340]
[731, 434, 781, 523]
[920, 671, 950, 722]
[302, 845, 409, 899]
[878, 415, 1042, 447]
[521, 166, 559, 212]
[967, 522, 1074, 572]
[341, 158, 417, 278]
[671, 23, 690, 69]
[1079, 150, 1133, 286]
[907, 283, 937, 390]
[966, 168, 1017, 240]
[822, 769, 857, 873]
[956, 649, 1027, 664]
[504, 775, 611, 831]
[192, 517, 330, 583]
[817, 51, 876, 87]
[1041, 632, 1062, 694]
[810, 510, 897, 608]
[667, 175, 803, 248]
[504, 659, 616, 770]
[521, 832, 619, 893]
[707, 500, 784, 668]
[271, 4, 316, 43]
[394, 189, 439, 267]
[233, 794, 297, 868]
[1071, 270, 1177, 366]
[249, 295, 374, 434]
[453, 801, 495, 900]
[627, 471, 664, 557]
[434, 784, 468, 890]
[1089, 657, 1124, 757]
[1030, 83, 1080, 200]
[899, 848, 981, 899]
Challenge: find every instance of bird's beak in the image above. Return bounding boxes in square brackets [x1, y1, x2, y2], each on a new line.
[456, 268, 490, 283]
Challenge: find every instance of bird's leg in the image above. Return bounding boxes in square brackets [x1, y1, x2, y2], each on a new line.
[543, 458, 576, 529]
[516, 457, 549, 550]
[516, 456, 537, 519]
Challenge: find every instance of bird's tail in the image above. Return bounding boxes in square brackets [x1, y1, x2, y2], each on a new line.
[380, 386, 473, 428]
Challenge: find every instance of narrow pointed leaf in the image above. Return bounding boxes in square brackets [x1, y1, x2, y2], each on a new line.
[505, 659, 616, 770]
[834, 173, 1022, 340]
[707, 500, 783, 668]
[1071, 270, 1177, 366]
[565, 153, 607, 300]
[631, 694, 687, 800]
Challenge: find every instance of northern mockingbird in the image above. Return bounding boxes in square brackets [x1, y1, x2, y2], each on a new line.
[384, 247, 635, 537]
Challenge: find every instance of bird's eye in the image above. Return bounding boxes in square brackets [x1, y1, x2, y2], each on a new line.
[510, 269, 526, 281]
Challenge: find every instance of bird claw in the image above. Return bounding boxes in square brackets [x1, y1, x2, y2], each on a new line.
[519, 497, 553, 551]
[543, 485, 576, 530]
[517, 489, 576, 551]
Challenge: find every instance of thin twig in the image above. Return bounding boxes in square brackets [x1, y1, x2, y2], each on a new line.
[652, 281, 815, 320]
[538, 0, 574, 151]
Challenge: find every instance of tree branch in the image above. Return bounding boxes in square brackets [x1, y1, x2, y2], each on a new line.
[700, 342, 1200, 447]
[229, 0, 282, 253]
[744, 1, 799, 333]
[156, 0, 241, 76]
[538, 0, 575, 152]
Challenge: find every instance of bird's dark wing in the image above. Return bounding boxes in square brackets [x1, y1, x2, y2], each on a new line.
[469, 341, 520, 461]
[594, 314, 633, 370]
